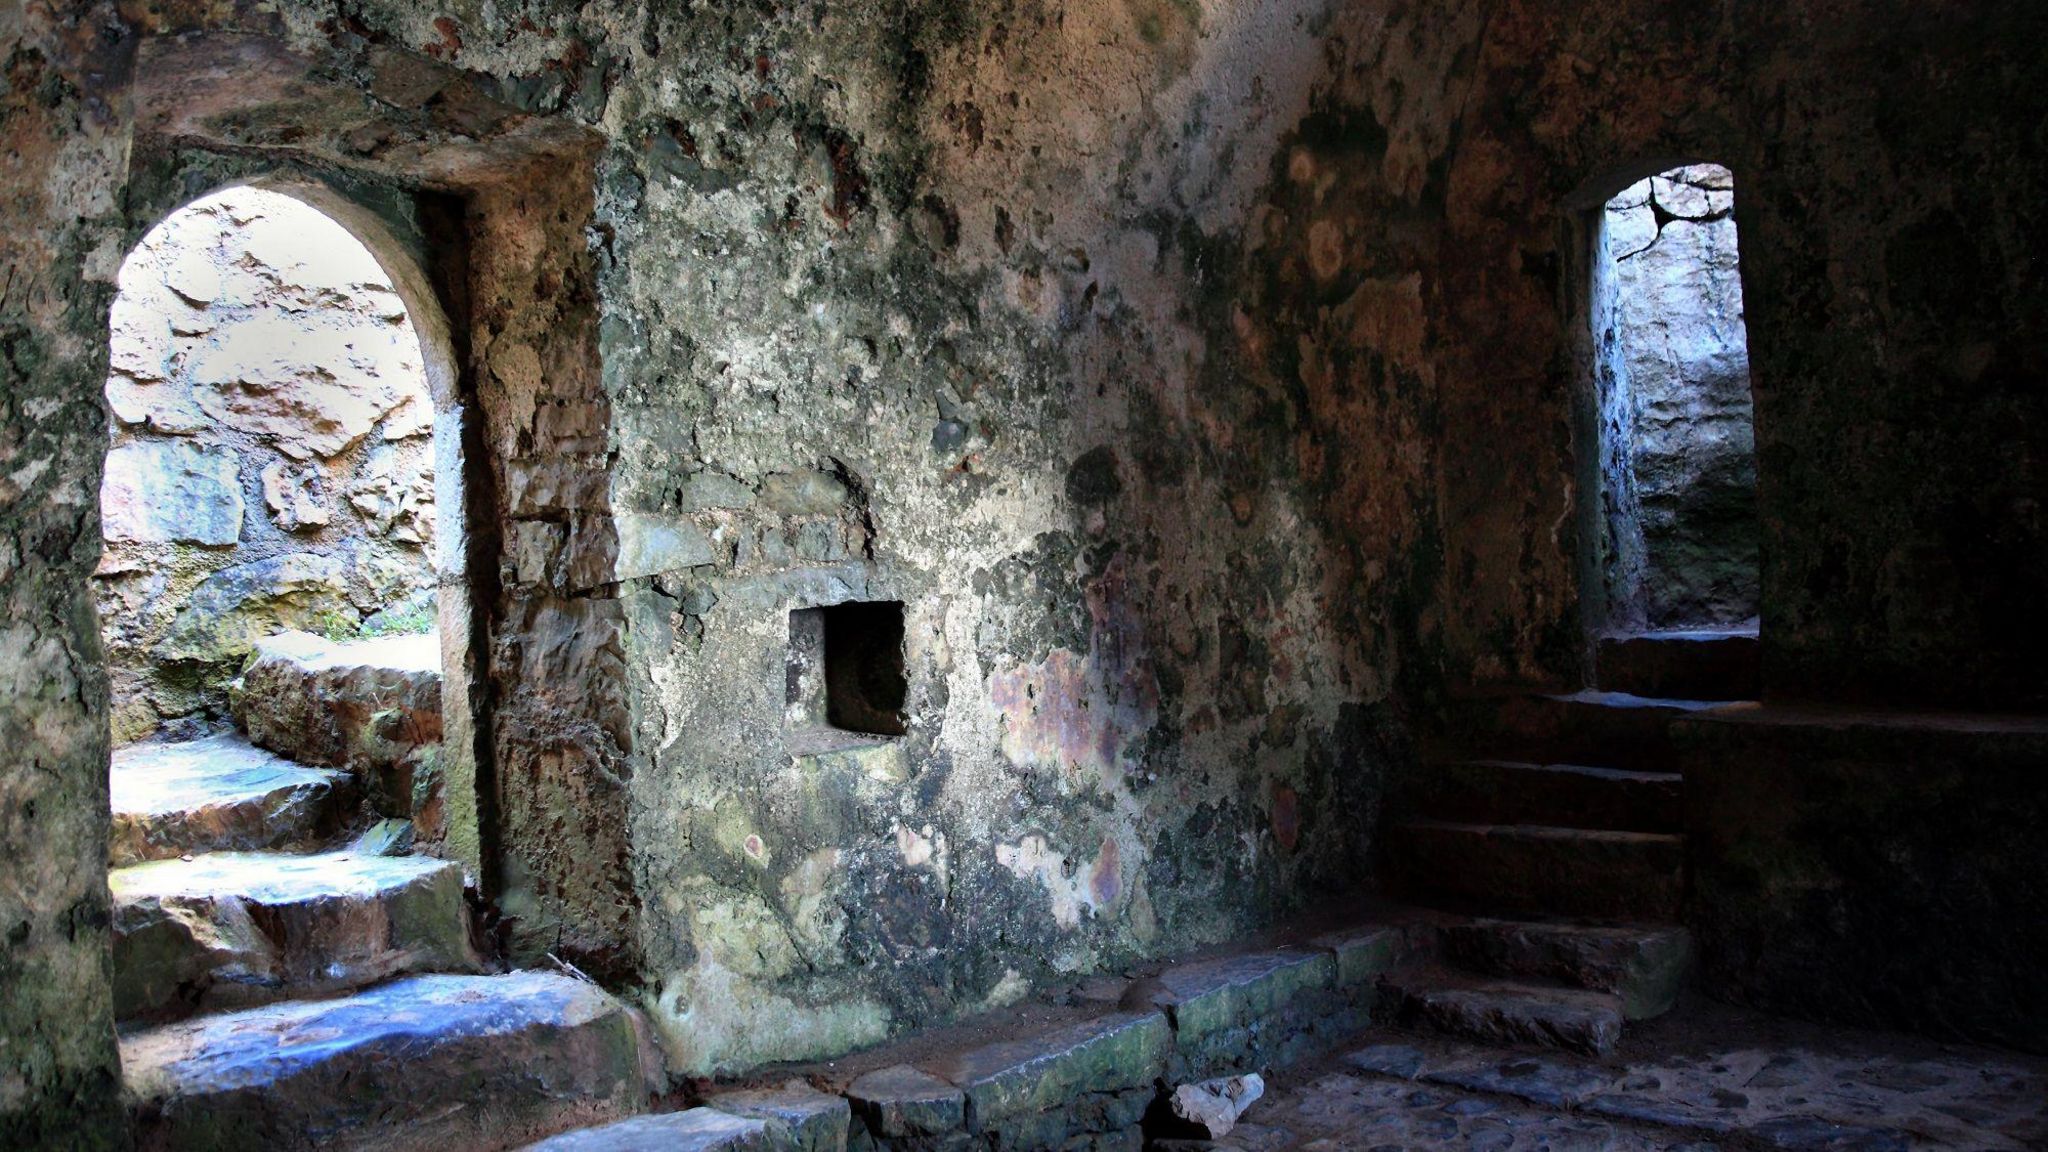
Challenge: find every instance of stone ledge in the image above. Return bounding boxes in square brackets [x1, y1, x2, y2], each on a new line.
[1146, 948, 1345, 1078]
[703, 1081, 850, 1152]
[922, 1010, 1168, 1141]
[547, 917, 1415, 1152]
[520, 1108, 771, 1152]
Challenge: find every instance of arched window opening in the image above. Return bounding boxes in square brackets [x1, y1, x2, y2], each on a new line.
[1591, 163, 1760, 634]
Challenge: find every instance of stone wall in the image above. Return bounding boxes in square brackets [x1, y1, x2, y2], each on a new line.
[96, 186, 437, 744]
[1595, 164, 1758, 632]
[5, 0, 2048, 1138]
[0, 6, 132, 1148]
[1680, 709, 2048, 1053]
[1432, 2, 2048, 710]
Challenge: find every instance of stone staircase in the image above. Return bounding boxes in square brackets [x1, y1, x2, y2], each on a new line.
[1379, 627, 1760, 1057]
[111, 631, 655, 1152]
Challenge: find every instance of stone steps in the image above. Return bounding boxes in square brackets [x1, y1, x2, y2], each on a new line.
[110, 849, 478, 1023]
[231, 629, 443, 826]
[1439, 690, 1728, 771]
[1403, 759, 1682, 833]
[1383, 970, 1626, 1058]
[1386, 819, 1684, 921]
[1432, 918, 1694, 1021]
[122, 971, 656, 1152]
[1595, 627, 1760, 700]
[111, 733, 351, 866]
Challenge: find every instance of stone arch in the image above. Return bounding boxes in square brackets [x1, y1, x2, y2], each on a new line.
[97, 179, 468, 743]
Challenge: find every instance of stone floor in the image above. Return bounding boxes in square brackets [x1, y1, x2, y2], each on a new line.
[1202, 998, 2048, 1151]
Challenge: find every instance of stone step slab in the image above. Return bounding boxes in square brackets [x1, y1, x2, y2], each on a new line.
[122, 971, 656, 1152]
[519, 1109, 772, 1152]
[704, 1081, 851, 1152]
[231, 629, 442, 824]
[1143, 948, 1346, 1078]
[920, 1010, 1168, 1146]
[843, 1065, 963, 1140]
[1404, 759, 1683, 832]
[1309, 923, 1416, 992]
[1386, 820, 1684, 921]
[1385, 972, 1626, 1058]
[110, 849, 477, 1022]
[110, 734, 350, 866]
[1596, 628, 1760, 701]
[1439, 690, 1729, 771]
[1435, 919, 1695, 1021]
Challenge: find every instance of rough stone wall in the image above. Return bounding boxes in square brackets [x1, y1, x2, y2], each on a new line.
[96, 186, 438, 744]
[1596, 164, 1757, 632]
[590, 0, 1425, 1073]
[0, 5, 132, 1148]
[1422, 1, 2048, 709]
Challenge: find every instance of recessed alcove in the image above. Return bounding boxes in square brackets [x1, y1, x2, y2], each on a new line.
[786, 600, 907, 739]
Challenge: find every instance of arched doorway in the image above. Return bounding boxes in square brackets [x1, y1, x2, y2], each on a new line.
[1586, 163, 1760, 638]
[96, 182, 481, 1024]
[97, 184, 440, 743]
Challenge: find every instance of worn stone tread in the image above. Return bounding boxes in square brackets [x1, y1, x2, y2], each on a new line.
[110, 849, 478, 1021]
[232, 629, 443, 823]
[1597, 628, 1760, 700]
[704, 1080, 850, 1152]
[123, 971, 653, 1152]
[1387, 820, 1684, 921]
[921, 1010, 1168, 1128]
[1442, 690, 1731, 770]
[1387, 972, 1626, 1058]
[109, 734, 349, 866]
[519, 1108, 770, 1152]
[1435, 918, 1695, 1021]
[1406, 759, 1683, 832]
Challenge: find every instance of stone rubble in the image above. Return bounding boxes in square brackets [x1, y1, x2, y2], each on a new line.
[1170, 1073, 1266, 1138]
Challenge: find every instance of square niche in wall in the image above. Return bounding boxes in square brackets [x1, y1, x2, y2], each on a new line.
[787, 601, 907, 738]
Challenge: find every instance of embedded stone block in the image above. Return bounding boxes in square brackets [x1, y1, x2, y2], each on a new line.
[153, 552, 350, 664]
[613, 511, 718, 583]
[101, 440, 245, 546]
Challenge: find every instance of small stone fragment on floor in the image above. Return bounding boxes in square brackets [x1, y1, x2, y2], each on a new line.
[1171, 1073, 1266, 1137]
